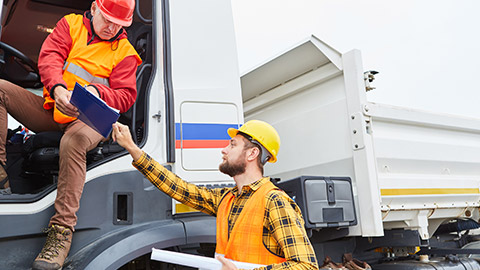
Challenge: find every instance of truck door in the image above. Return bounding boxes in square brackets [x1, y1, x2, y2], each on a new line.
[165, 0, 243, 182]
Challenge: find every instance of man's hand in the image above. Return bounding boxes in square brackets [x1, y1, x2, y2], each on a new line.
[54, 85, 78, 117]
[216, 255, 238, 270]
[112, 122, 143, 161]
[112, 122, 134, 149]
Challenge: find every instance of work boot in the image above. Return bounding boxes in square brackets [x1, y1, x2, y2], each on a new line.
[320, 256, 347, 269]
[32, 225, 73, 270]
[0, 164, 11, 195]
[342, 253, 371, 270]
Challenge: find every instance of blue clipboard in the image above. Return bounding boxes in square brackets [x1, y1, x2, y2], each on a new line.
[70, 82, 120, 138]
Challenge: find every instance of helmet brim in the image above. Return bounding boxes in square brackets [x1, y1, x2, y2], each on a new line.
[227, 128, 239, 139]
[99, 9, 132, 27]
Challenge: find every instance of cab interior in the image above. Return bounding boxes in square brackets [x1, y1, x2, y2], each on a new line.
[0, 0, 154, 200]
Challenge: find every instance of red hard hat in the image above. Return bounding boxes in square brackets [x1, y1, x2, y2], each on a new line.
[96, 0, 135, 27]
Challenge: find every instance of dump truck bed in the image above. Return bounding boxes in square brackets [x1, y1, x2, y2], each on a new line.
[240, 35, 480, 239]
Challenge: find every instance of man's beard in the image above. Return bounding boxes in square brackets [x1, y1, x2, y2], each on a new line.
[219, 157, 246, 177]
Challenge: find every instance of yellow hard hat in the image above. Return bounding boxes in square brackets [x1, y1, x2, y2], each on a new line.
[227, 120, 280, 163]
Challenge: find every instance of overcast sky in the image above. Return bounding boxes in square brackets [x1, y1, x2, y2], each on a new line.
[231, 0, 480, 119]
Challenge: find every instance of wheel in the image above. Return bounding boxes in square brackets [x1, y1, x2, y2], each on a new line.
[0, 42, 42, 88]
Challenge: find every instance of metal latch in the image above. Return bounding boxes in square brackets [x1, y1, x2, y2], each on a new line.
[152, 111, 162, 122]
[325, 178, 336, 205]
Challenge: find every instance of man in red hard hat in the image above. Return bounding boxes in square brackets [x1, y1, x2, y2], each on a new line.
[0, 0, 140, 269]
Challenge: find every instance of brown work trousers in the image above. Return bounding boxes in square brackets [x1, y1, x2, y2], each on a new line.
[0, 80, 103, 231]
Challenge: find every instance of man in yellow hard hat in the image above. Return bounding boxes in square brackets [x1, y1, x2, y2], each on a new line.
[112, 120, 319, 270]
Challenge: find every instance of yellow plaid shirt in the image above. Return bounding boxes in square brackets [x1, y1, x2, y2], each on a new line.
[133, 152, 319, 270]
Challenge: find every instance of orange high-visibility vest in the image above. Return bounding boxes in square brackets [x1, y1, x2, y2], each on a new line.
[216, 180, 287, 265]
[43, 13, 141, 124]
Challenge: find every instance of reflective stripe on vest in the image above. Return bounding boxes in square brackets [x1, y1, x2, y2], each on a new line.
[63, 62, 110, 87]
[42, 13, 141, 124]
[215, 180, 287, 265]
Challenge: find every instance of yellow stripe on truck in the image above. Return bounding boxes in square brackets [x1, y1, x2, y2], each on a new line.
[381, 188, 480, 196]
[175, 203, 199, 214]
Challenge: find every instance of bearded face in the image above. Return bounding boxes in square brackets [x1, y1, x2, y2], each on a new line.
[219, 151, 247, 177]
[219, 136, 250, 177]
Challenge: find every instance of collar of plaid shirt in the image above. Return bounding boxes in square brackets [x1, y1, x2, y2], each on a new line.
[229, 177, 269, 197]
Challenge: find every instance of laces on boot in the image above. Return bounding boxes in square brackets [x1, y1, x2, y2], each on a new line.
[38, 225, 71, 260]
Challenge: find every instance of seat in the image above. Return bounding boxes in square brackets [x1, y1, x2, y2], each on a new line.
[21, 131, 125, 176]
